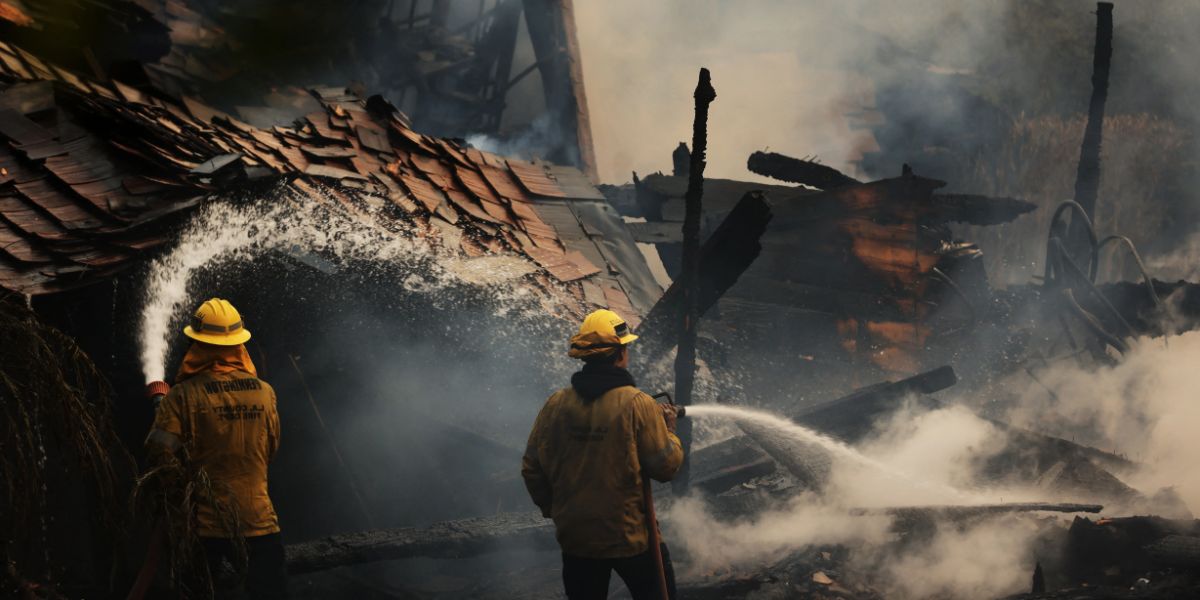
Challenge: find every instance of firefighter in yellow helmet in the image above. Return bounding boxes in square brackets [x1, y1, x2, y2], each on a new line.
[522, 309, 684, 600]
[144, 298, 287, 598]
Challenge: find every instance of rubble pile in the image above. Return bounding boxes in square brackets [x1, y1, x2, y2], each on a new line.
[0, 2, 1198, 599]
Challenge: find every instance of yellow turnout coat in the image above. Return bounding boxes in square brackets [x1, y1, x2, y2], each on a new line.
[147, 344, 281, 538]
[522, 385, 683, 558]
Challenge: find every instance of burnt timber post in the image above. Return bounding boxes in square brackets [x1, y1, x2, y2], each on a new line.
[673, 68, 716, 493]
[1068, 2, 1113, 257]
[481, 0, 525, 131]
[522, 0, 598, 180]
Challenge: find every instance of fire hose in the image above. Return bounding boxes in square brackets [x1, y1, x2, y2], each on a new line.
[646, 393, 684, 600]
[641, 475, 669, 600]
[126, 381, 170, 600]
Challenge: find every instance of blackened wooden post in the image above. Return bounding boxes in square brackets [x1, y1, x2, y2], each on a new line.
[1068, 2, 1113, 255]
[672, 68, 715, 493]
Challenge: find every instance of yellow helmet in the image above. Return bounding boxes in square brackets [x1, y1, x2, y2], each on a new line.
[183, 298, 252, 346]
[568, 309, 638, 359]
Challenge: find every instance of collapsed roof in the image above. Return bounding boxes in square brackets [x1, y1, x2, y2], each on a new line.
[0, 0, 596, 174]
[0, 40, 659, 323]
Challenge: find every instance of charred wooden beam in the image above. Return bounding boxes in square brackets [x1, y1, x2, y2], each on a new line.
[879, 504, 1104, 549]
[683, 368, 955, 495]
[478, 0, 524, 131]
[793, 365, 957, 441]
[683, 368, 953, 494]
[636, 191, 773, 361]
[929, 193, 1037, 225]
[1147, 535, 1200, 569]
[728, 366, 957, 491]
[285, 511, 556, 574]
[747, 151, 861, 190]
[522, 0, 596, 179]
[871, 502, 1103, 522]
[1065, 515, 1200, 583]
[688, 436, 776, 494]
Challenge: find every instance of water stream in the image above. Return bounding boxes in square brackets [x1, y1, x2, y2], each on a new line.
[687, 403, 982, 503]
[138, 186, 540, 384]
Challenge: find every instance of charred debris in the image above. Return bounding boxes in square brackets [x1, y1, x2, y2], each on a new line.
[1, 1, 1199, 599]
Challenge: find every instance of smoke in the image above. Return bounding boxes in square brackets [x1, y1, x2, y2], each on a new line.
[1145, 231, 1200, 282]
[667, 494, 892, 573]
[576, 0, 884, 184]
[1003, 330, 1200, 512]
[669, 401, 1059, 599]
[867, 516, 1042, 599]
[830, 403, 1014, 506]
[466, 113, 568, 164]
[661, 327, 1200, 595]
[573, 0, 1038, 184]
[574, 0, 1200, 285]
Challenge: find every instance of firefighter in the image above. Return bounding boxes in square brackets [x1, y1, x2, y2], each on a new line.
[522, 309, 684, 600]
[145, 298, 287, 599]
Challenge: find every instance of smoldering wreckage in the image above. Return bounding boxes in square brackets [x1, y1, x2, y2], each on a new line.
[2, 0, 1200, 598]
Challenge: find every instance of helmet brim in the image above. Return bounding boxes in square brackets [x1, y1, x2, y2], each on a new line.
[184, 325, 252, 346]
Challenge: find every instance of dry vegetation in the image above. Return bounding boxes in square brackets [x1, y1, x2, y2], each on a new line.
[958, 113, 1188, 286]
[132, 451, 246, 598]
[0, 293, 126, 594]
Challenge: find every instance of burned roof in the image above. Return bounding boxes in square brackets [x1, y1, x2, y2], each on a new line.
[0, 41, 660, 322]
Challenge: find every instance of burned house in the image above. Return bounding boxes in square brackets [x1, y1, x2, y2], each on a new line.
[3, 1, 1200, 599]
[0, 21, 664, 594]
[0, 0, 596, 174]
[611, 147, 1200, 411]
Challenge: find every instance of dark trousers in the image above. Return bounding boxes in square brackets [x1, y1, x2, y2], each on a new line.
[562, 544, 677, 600]
[202, 533, 288, 599]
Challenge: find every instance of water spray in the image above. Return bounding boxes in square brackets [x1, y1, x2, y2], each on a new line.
[685, 403, 982, 503]
[136, 188, 543, 386]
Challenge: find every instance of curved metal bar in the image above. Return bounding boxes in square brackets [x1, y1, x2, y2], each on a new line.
[1044, 200, 1099, 283]
[1097, 234, 1166, 314]
[1050, 237, 1137, 339]
[1061, 288, 1128, 355]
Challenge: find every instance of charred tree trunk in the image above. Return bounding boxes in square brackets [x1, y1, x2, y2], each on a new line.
[1067, 2, 1113, 257]
[672, 69, 715, 493]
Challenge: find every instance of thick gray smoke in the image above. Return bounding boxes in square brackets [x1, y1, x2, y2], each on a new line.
[669, 401, 1063, 599]
[575, 0, 1028, 183]
[577, 1, 1200, 179]
[664, 330, 1200, 598]
[1003, 331, 1200, 513]
[577, 0, 1200, 287]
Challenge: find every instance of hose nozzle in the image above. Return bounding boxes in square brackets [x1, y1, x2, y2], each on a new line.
[145, 381, 169, 405]
[651, 392, 686, 418]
